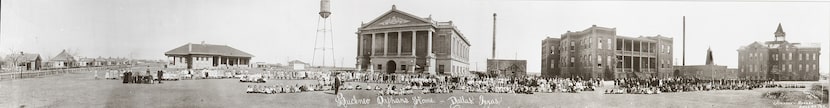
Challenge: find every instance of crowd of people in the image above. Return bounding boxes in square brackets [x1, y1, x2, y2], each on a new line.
[233, 70, 813, 96]
[245, 84, 331, 94]
[606, 78, 779, 94]
[463, 77, 601, 94]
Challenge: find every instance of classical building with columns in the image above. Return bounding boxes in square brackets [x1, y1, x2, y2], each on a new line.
[165, 42, 254, 69]
[356, 5, 471, 75]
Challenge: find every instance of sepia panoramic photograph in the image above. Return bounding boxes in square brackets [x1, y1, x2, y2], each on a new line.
[1, 0, 829, 108]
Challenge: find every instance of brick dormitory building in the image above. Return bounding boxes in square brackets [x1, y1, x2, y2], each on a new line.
[355, 5, 471, 76]
[737, 23, 820, 81]
[542, 25, 674, 79]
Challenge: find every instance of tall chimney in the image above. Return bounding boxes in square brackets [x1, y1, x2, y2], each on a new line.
[188, 43, 192, 52]
[492, 13, 497, 59]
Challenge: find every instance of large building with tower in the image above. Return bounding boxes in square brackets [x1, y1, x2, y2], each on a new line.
[541, 25, 674, 79]
[356, 5, 471, 76]
[737, 23, 820, 81]
[165, 42, 254, 69]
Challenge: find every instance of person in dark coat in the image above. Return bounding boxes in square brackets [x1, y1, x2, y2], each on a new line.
[157, 70, 164, 83]
[123, 70, 131, 83]
[334, 76, 341, 94]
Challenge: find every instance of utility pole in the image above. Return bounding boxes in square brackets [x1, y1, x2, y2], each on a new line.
[683, 16, 686, 66]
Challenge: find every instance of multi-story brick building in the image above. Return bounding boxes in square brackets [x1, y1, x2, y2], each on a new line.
[355, 5, 471, 76]
[737, 23, 821, 81]
[543, 25, 673, 79]
[541, 37, 561, 78]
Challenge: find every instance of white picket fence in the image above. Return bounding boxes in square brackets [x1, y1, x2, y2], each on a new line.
[0, 66, 126, 81]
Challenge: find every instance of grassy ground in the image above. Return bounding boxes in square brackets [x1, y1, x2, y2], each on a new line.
[0, 67, 825, 108]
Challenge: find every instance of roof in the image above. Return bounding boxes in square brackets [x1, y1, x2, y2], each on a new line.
[50, 50, 75, 62]
[794, 43, 821, 48]
[78, 58, 94, 62]
[360, 5, 434, 29]
[165, 43, 254, 57]
[360, 5, 472, 46]
[775, 23, 785, 35]
[288, 60, 308, 65]
[5, 53, 40, 62]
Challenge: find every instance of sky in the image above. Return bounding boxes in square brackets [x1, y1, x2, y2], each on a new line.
[1, 0, 829, 74]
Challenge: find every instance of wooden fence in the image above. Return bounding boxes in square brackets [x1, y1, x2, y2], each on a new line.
[0, 65, 128, 81]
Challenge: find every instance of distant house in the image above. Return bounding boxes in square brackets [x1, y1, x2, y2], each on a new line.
[49, 50, 77, 68]
[164, 42, 254, 69]
[78, 58, 92, 67]
[5, 52, 42, 70]
[288, 60, 309, 70]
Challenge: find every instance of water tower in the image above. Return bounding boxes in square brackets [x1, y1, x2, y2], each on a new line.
[312, 0, 336, 67]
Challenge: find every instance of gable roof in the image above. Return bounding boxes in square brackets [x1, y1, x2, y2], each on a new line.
[288, 60, 308, 65]
[5, 53, 40, 62]
[50, 50, 75, 62]
[738, 41, 766, 50]
[360, 5, 434, 29]
[164, 43, 254, 57]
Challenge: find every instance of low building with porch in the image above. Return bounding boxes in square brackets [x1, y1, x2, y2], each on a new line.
[48, 50, 77, 68]
[165, 42, 254, 69]
[4, 52, 42, 70]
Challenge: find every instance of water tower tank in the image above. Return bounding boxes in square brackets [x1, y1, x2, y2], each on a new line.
[319, 0, 331, 18]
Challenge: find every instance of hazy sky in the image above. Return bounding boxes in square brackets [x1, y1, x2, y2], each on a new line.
[2, 0, 829, 74]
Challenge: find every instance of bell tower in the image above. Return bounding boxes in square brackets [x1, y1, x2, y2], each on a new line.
[774, 23, 786, 41]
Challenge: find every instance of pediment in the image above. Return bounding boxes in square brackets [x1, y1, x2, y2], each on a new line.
[362, 10, 431, 29]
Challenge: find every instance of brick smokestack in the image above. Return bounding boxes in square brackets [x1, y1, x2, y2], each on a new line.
[492, 13, 497, 59]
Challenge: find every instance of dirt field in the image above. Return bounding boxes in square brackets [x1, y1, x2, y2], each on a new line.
[0, 68, 825, 108]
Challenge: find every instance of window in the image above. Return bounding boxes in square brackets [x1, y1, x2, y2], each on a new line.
[799, 53, 802, 60]
[607, 39, 612, 49]
[788, 64, 792, 72]
[570, 42, 575, 51]
[570, 57, 575, 67]
[438, 65, 445, 73]
[598, 38, 603, 49]
[789, 53, 792, 60]
[772, 54, 776, 60]
[799, 64, 802, 71]
[550, 60, 555, 68]
[377, 64, 382, 70]
[401, 65, 407, 71]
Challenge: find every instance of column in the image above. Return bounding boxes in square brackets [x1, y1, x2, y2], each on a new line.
[371, 33, 376, 56]
[398, 31, 403, 56]
[411, 31, 417, 56]
[358, 34, 363, 56]
[384, 32, 388, 56]
[427, 31, 432, 55]
[427, 30, 434, 74]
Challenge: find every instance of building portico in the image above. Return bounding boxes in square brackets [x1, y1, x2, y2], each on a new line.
[356, 5, 469, 76]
